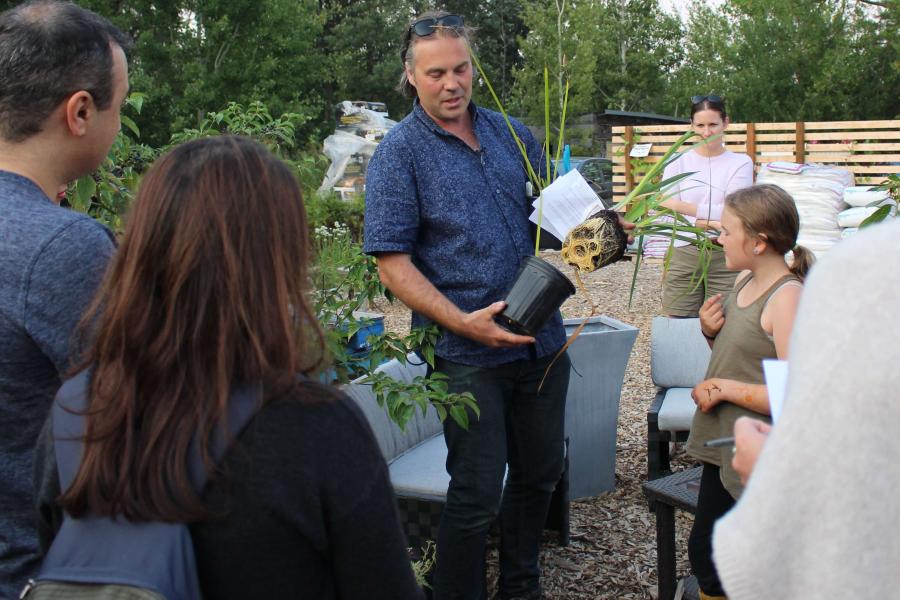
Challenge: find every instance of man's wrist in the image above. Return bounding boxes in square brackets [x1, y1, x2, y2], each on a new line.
[702, 329, 717, 340]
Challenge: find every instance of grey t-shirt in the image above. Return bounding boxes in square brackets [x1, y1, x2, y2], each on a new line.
[0, 170, 114, 598]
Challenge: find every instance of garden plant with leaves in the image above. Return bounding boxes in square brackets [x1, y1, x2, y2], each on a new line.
[860, 174, 900, 227]
[311, 222, 478, 431]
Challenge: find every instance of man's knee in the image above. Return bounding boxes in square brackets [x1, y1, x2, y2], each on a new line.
[443, 484, 503, 532]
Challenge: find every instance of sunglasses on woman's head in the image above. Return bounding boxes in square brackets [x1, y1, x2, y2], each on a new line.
[409, 14, 464, 37]
[692, 95, 724, 105]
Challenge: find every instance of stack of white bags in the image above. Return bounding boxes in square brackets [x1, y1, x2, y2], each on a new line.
[837, 186, 895, 239]
[757, 162, 854, 257]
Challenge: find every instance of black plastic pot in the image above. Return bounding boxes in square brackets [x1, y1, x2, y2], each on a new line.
[496, 255, 576, 336]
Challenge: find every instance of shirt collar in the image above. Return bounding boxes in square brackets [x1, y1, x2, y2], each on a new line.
[412, 97, 480, 136]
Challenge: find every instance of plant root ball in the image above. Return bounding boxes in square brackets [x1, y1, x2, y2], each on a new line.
[561, 209, 628, 272]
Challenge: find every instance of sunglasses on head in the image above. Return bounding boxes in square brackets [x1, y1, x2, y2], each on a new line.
[692, 94, 724, 105]
[409, 14, 464, 37]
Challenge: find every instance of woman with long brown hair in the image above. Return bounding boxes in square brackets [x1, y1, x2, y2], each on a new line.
[32, 136, 422, 599]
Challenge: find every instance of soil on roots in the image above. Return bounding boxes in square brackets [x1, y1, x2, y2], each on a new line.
[561, 210, 628, 273]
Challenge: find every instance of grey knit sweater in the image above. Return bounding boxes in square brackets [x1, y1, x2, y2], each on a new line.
[713, 218, 900, 599]
[0, 171, 114, 597]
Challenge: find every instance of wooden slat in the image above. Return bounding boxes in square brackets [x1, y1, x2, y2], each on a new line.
[613, 121, 900, 134]
[804, 154, 900, 163]
[749, 122, 802, 131]
[803, 120, 900, 130]
[746, 123, 756, 161]
[844, 165, 900, 173]
[756, 131, 900, 142]
[805, 131, 900, 142]
[795, 122, 805, 164]
[624, 126, 634, 193]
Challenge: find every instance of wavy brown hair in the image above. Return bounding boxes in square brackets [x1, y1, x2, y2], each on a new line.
[61, 135, 326, 521]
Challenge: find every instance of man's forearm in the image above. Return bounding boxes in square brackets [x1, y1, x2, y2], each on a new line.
[375, 253, 468, 335]
[374, 253, 535, 349]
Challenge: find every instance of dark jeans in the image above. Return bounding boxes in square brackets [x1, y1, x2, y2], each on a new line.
[687, 463, 735, 596]
[431, 351, 570, 600]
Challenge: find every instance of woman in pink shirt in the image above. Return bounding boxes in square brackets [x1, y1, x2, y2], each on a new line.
[659, 96, 754, 317]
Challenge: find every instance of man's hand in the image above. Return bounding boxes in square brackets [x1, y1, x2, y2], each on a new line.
[732, 417, 772, 485]
[458, 301, 535, 348]
[617, 214, 636, 244]
[699, 293, 725, 339]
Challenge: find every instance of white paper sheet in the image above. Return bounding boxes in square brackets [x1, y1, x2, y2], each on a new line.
[762, 359, 789, 423]
[528, 169, 604, 241]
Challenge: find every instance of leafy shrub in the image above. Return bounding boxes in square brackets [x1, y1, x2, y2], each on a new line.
[306, 192, 366, 242]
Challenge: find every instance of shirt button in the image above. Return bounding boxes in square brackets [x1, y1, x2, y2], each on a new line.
[495, 188, 500, 194]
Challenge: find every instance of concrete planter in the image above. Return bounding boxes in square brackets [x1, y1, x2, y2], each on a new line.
[563, 315, 638, 499]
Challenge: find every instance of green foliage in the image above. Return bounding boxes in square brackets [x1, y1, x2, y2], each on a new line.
[589, 0, 683, 113]
[860, 175, 900, 228]
[306, 193, 366, 242]
[445, 0, 528, 104]
[168, 100, 330, 197]
[667, 0, 899, 121]
[5, 0, 894, 148]
[70, 93, 157, 232]
[311, 223, 478, 431]
[411, 540, 436, 590]
[169, 101, 305, 151]
[510, 0, 682, 125]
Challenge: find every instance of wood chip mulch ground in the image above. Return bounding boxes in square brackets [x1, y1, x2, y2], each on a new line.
[371, 251, 697, 599]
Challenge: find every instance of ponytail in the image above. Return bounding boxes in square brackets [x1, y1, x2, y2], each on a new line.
[789, 244, 815, 280]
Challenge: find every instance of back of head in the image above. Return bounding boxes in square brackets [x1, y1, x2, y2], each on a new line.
[63, 135, 326, 521]
[725, 183, 814, 279]
[0, 0, 130, 142]
[397, 10, 474, 98]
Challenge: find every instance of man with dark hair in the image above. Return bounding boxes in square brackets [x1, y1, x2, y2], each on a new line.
[364, 11, 570, 600]
[0, 1, 129, 595]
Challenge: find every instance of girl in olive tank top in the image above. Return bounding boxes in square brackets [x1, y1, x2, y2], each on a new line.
[684, 184, 815, 599]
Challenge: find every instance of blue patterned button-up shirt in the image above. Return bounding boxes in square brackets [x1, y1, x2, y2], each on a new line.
[364, 100, 566, 367]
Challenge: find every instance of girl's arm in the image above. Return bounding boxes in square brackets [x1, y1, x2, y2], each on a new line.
[692, 378, 771, 414]
[763, 283, 803, 359]
[694, 281, 803, 414]
[659, 197, 699, 217]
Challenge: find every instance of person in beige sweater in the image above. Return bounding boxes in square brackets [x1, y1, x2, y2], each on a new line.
[713, 218, 900, 599]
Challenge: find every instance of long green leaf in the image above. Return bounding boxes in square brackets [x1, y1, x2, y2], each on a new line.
[860, 204, 892, 228]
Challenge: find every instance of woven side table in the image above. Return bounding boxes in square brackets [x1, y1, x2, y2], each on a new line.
[642, 466, 702, 600]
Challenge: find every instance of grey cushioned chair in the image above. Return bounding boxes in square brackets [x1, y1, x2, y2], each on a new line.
[647, 317, 711, 480]
[344, 354, 569, 550]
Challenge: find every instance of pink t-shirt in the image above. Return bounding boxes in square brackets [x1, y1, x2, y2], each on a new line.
[662, 149, 754, 245]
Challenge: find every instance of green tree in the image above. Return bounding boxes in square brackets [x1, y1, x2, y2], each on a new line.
[510, 0, 682, 127]
[509, 0, 600, 127]
[444, 0, 529, 104]
[723, 0, 898, 121]
[319, 0, 413, 121]
[664, 5, 735, 118]
[590, 0, 683, 114]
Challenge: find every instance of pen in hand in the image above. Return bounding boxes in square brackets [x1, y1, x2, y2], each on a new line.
[704, 436, 735, 448]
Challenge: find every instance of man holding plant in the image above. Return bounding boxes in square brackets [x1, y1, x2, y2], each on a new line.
[364, 11, 570, 600]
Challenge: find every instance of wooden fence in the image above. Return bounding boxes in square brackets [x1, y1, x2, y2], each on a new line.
[611, 120, 900, 204]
